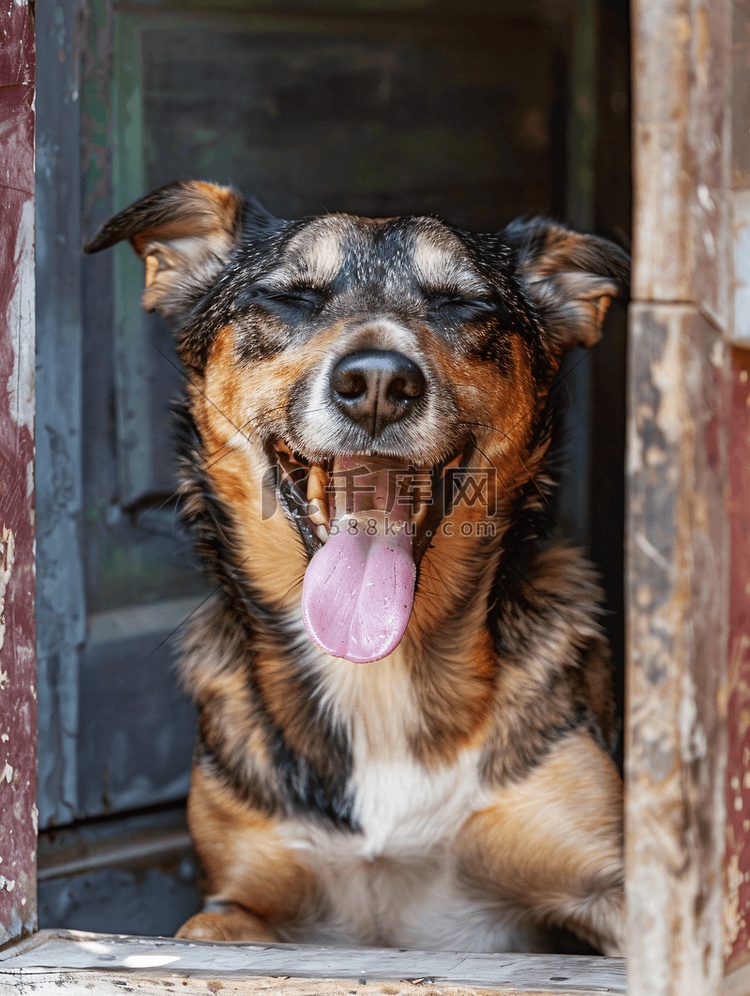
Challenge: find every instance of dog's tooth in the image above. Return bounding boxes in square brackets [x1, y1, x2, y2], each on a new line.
[308, 497, 330, 527]
[314, 523, 329, 544]
[308, 464, 328, 502]
[144, 254, 159, 289]
[275, 441, 301, 466]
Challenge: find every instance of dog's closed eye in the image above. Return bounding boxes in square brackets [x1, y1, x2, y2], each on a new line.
[426, 293, 496, 315]
[238, 284, 329, 312]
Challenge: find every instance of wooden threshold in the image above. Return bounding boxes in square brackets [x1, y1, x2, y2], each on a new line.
[723, 959, 750, 996]
[0, 930, 626, 996]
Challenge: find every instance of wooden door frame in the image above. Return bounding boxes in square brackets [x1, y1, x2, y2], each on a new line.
[628, 1, 750, 994]
[0, 0, 36, 949]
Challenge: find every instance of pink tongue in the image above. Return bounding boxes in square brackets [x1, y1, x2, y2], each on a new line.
[301, 458, 416, 663]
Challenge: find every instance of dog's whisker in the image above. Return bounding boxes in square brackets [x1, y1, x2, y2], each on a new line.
[471, 437, 558, 526]
[148, 553, 255, 657]
[155, 343, 255, 445]
[459, 418, 517, 443]
[148, 488, 182, 514]
[172, 497, 183, 537]
[148, 587, 216, 658]
[466, 350, 590, 447]
[458, 416, 561, 529]
[203, 418, 257, 474]
[205, 417, 255, 459]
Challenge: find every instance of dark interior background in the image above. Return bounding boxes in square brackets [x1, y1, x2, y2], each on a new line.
[35, 0, 630, 936]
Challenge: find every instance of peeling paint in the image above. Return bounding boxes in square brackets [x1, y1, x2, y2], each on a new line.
[635, 531, 676, 576]
[0, 527, 15, 653]
[726, 852, 743, 960]
[724, 349, 750, 973]
[0, 0, 37, 945]
[733, 191, 750, 344]
[6, 199, 35, 432]
[678, 671, 708, 762]
[648, 310, 683, 448]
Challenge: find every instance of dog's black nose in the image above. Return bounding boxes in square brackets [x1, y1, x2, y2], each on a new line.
[330, 349, 426, 435]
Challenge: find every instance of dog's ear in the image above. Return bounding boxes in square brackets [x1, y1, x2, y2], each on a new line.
[84, 180, 244, 325]
[503, 218, 629, 351]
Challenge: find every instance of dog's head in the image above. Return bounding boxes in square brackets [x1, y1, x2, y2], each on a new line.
[86, 180, 628, 664]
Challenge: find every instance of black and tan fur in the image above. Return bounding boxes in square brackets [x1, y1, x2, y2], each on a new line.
[85, 181, 628, 955]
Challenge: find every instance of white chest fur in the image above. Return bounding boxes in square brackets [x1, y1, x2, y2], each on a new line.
[348, 743, 484, 860]
[277, 736, 536, 952]
[274, 647, 532, 951]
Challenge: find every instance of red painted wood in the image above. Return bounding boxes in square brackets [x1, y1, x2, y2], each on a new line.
[0, 0, 36, 943]
[725, 347, 750, 973]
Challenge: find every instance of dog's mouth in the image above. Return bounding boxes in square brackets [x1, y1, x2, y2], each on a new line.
[269, 440, 467, 663]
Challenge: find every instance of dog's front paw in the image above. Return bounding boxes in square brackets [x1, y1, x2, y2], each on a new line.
[177, 901, 282, 943]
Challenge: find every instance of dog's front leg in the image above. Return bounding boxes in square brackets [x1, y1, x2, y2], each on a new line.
[457, 731, 625, 956]
[176, 764, 317, 943]
[177, 900, 282, 943]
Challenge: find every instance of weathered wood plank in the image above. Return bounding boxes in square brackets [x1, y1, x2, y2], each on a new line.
[731, 0, 750, 190]
[723, 346, 750, 975]
[0, 975, 616, 996]
[625, 302, 731, 995]
[0, 0, 36, 947]
[686, 0, 731, 329]
[631, 0, 693, 302]
[0, 973, 613, 996]
[3, 972, 619, 996]
[632, 0, 731, 326]
[730, 1, 750, 346]
[35, 0, 87, 829]
[723, 958, 750, 996]
[0, 930, 626, 996]
[733, 191, 750, 345]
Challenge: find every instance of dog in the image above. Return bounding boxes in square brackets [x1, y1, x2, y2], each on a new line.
[85, 180, 628, 956]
